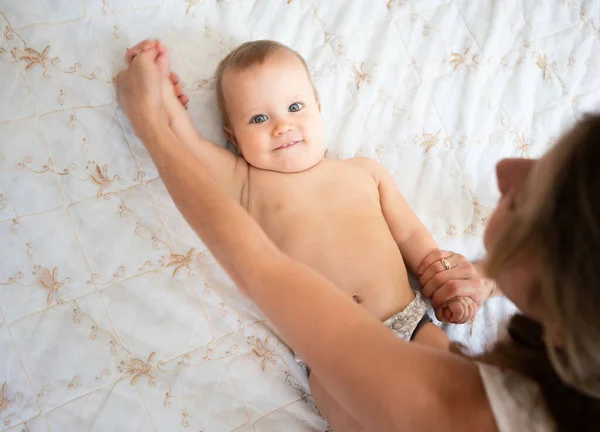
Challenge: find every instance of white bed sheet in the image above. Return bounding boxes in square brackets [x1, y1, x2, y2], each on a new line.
[1, 0, 598, 430]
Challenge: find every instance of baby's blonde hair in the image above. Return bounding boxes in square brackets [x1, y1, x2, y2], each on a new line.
[215, 40, 319, 128]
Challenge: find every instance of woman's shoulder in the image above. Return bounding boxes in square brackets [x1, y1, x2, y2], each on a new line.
[478, 363, 556, 432]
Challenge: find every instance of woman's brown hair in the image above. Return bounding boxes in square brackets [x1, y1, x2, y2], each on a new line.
[468, 114, 600, 430]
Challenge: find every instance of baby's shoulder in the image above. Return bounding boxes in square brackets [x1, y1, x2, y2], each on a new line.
[337, 156, 380, 171]
[337, 157, 385, 180]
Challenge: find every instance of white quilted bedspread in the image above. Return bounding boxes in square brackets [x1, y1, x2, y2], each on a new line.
[1, 0, 598, 431]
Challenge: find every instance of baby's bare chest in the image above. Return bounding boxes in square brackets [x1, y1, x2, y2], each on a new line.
[248, 164, 380, 231]
[246, 162, 411, 320]
[246, 162, 398, 269]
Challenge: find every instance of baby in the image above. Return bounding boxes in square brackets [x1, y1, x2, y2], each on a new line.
[126, 39, 470, 431]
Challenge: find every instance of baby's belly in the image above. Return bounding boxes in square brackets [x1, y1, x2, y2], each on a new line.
[271, 219, 416, 322]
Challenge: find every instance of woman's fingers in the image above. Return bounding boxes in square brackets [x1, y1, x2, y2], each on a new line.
[418, 252, 472, 286]
[126, 40, 168, 77]
[421, 264, 474, 298]
[430, 278, 484, 309]
[125, 40, 188, 109]
[420, 259, 456, 291]
[125, 40, 158, 65]
[417, 249, 487, 324]
[125, 41, 146, 65]
[418, 259, 450, 287]
[116, 49, 166, 133]
[416, 249, 453, 276]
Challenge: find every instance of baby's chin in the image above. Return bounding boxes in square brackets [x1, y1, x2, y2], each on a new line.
[245, 144, 327, 173]
[250, 156, 323, 174]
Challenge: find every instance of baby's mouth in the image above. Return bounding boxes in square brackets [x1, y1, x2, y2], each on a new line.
[275, 140, 303, 150]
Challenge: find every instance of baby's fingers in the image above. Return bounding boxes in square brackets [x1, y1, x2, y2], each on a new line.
[179, 94, 190, 107]
[169, 72, 181, 85]
[170, 73, 184, 95]
[439, 297, 478, 324]
[169, 72, 189, 108]
[435, 301, 464, 323]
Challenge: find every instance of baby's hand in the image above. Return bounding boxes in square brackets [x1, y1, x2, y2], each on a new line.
[417, 250, 493, 324]
[125, 40, 189, 119]
[438, 296, 477, 324]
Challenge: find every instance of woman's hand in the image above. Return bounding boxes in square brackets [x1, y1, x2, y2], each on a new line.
[417, 250, 495, 324]
[115, 47, 167, 138]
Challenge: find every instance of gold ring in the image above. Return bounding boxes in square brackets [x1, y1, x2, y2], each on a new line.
[441, 258, 451, 270]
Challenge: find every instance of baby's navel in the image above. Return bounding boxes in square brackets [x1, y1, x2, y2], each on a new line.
[352, 295, 362, 304]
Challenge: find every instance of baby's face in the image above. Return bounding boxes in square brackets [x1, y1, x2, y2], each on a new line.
[221, 49, 326, 173]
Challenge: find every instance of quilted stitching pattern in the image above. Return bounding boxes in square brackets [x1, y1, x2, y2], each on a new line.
[1, 1, 597, 430]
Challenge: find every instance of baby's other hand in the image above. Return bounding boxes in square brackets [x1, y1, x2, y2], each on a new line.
[438, 296, 477, 324]
[417, 250, 493, 324]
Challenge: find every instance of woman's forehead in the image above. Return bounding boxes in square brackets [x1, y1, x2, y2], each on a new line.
[518, 140, 567, 207]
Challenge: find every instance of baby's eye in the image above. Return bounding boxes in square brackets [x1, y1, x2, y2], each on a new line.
[289, 102, 304, 113]
[250, 114, 268, 124]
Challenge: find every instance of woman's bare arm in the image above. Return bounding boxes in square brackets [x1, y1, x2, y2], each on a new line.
[137, 121, 496, 431]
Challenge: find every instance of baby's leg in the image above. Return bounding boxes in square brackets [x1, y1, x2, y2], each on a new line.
[309, 374, 365, 432]
[412, 322, 450, 350]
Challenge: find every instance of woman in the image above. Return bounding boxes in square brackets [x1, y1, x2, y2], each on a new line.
[116, 49, 600, 431]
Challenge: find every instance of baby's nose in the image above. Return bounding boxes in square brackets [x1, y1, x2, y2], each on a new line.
[273, 121, 293, 136]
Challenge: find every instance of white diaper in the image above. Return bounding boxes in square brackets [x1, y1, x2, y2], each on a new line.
[382, 291, 428, 340]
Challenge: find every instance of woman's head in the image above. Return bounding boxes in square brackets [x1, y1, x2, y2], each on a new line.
[484, 114, 600, 398]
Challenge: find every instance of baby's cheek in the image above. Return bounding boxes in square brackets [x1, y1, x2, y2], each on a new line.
[241, 145, 270, 169]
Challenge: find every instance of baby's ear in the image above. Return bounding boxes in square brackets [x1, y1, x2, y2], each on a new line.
[223, 127, 238, 148]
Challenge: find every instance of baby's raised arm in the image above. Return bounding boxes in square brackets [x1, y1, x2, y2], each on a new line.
[162, 80, 248, 201]
[126, 40, 248, 202]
